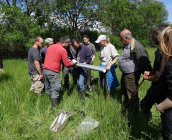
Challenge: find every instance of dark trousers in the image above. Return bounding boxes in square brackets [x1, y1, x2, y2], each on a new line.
[161, 108, 172, 140]
[100, 72, 108, 90]
[120, 71, 141, 114]
[62, 64, 76, 89]
[140, 83, 156, 120]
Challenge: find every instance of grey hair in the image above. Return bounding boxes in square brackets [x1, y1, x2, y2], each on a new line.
[60, 35, 71, 43]
[153, 23, 169, 35]
[45, 38, 53, 44]
[123, 33, 132, 39]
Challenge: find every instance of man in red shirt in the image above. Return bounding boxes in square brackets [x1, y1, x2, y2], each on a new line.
[43, 35, 77, 111]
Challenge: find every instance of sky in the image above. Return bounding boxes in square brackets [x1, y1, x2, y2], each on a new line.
[159, 0, 172, 23]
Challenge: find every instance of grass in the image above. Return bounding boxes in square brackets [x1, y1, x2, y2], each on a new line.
[0, 47, 162, 140]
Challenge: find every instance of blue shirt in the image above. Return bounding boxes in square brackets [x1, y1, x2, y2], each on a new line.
[40, 46, 47, 65]
[76, 43, 92, 70]
[76, 43, 92, 64]
[118, 42, 139, 73]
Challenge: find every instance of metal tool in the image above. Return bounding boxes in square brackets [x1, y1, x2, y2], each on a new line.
[75, 63, 107, 73]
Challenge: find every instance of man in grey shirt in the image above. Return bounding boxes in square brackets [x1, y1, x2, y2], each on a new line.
[28, 37, 44, 94]
[119, 29, 151, 116]
[83, 34, 96, 89]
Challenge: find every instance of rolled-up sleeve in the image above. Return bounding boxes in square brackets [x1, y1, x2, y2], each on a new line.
[110, 45, 120, 60]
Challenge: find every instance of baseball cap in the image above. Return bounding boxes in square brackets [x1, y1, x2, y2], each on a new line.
[95, 35, 106, 43]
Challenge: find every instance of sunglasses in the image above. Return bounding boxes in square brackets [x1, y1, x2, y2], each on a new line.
[39, 42, 44, 45]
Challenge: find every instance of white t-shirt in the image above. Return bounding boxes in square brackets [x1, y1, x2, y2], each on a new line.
[100, 43, 119, 65]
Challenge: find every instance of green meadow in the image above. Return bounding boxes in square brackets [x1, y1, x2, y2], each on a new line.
[0, 47, 162, 140]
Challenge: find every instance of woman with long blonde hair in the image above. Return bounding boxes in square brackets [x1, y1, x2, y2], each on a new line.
[156, 25, 172, 140]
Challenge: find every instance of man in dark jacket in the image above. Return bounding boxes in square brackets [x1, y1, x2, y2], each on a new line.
[119, 29, 152, 116]
[72, 37, 92, 100]
[140, 23, 169, 121]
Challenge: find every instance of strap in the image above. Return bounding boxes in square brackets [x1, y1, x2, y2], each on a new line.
[130, 38, 135, 51]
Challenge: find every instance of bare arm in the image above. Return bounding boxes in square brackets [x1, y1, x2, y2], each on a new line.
[90, 55, 96, 64]
[156, 98, 172, 113]
[143, 74, 159, 82]
[106, 59, 118, 71]
[34, 60, 43, 79]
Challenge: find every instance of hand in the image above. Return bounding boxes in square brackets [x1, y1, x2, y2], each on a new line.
[100, 55, 104, 59]
[106, 65, 111, 71]
[72, 59, 77, 64]
[143, 74, 149, 80]
[40, 74, 43, 80]
[156, 104, 165, 113]
[90, 61, 93, 65]
[0, 69, 4, 73]
[83, 62, 86, 64]
[144, 71, 151, 76]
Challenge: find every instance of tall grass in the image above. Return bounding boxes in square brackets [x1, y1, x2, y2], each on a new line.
[0, 47, 162, 140]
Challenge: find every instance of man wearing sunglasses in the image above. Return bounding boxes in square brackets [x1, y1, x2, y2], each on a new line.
[28, 36, 44, 94]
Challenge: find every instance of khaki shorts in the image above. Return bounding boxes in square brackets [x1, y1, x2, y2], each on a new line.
[30, 75, 44, 94]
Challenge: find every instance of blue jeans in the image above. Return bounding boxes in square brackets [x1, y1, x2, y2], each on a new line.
[43, 69, 61, 99]
[75, 68, 86, 91]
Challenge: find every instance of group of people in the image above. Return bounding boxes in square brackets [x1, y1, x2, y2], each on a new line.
[119, 24, 172, 140]
[28, 35, 98, 107]
[27, 23, 172, 139]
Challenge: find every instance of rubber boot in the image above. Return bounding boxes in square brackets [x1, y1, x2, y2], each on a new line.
[51, 98, 59, 115]
[51, 98, 59, 107]
[81, 90, 85, 101]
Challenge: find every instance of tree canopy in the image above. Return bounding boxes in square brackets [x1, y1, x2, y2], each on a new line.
[0, 0, 169, 58]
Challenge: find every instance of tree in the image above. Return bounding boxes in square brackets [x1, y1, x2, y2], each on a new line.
[0, 4, 46, 58]
[50, 0, 100, 36]
[97, 0, 169, 48]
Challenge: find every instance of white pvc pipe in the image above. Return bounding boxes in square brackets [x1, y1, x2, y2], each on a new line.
[75, 63, 106, 73]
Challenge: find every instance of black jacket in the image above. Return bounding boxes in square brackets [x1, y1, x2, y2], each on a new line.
[155, 57, 172, 105]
